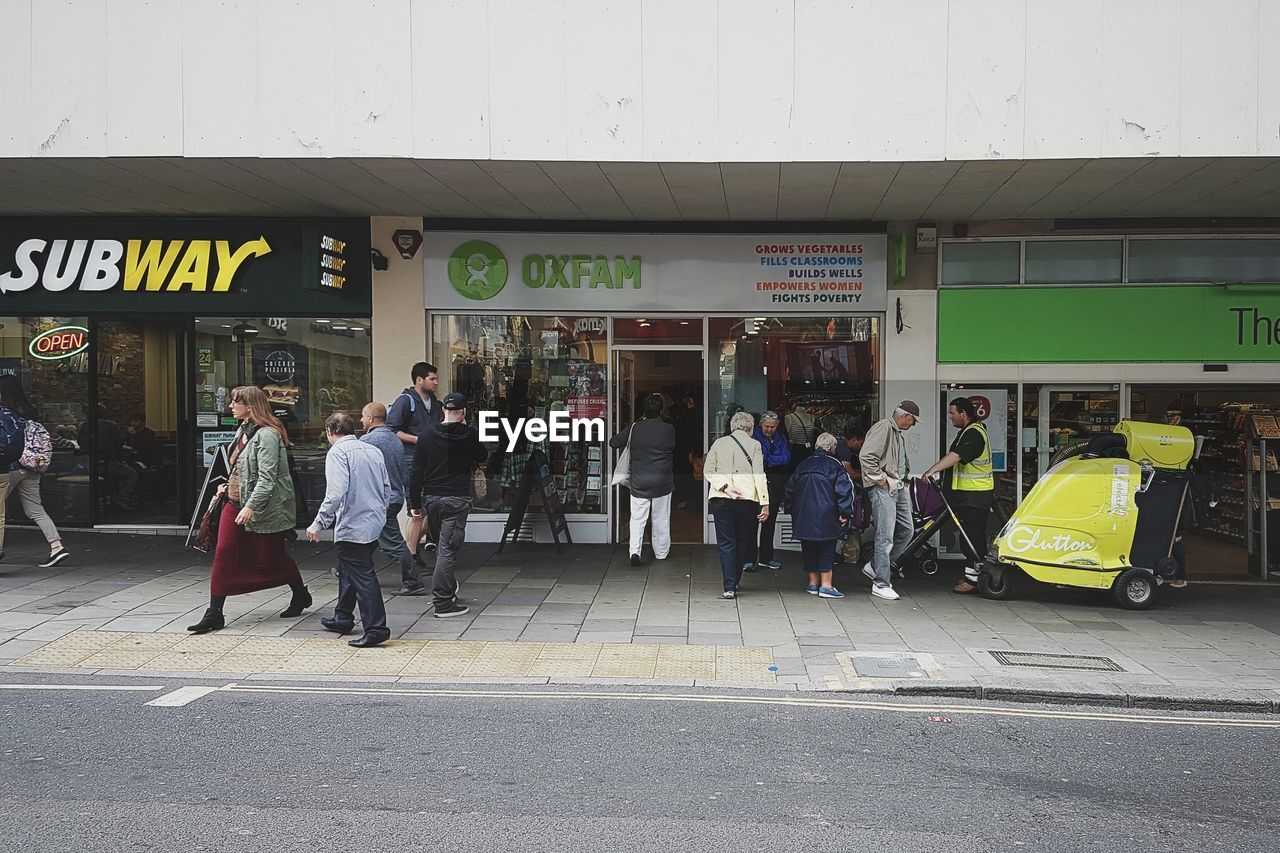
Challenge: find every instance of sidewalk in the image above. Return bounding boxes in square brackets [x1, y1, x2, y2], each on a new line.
[2, 530, 1280, 708]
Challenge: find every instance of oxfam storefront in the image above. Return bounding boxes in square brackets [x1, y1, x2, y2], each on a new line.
[423, 230, 888, 545]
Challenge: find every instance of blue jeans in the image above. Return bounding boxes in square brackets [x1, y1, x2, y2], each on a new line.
[868, 485, 913, 587]
[332, 540, 389, 640]
[379, 504, 421, 589]
[710, 497, 759, 592]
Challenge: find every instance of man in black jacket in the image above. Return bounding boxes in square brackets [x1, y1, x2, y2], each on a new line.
[609, 394, 677, 566]
[408, 392, 488, 617]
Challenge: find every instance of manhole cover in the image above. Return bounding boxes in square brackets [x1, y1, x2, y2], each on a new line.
[989, 650, 1125, 672]
[849, 654, 928, 679]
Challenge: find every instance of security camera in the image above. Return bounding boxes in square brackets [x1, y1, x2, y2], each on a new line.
[371, 248, 389, 271]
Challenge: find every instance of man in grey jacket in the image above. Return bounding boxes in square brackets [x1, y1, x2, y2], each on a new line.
[308, 412, 392, 648]
[609, 394, 677, 566]
[858, 400, 920, 601]
[360, 402, 427, 596]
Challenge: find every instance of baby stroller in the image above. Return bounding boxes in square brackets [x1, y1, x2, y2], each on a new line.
[887, 478, 982, 578]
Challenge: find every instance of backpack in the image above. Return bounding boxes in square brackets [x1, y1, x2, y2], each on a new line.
[0, 408, 25, 467]
[18, 420, 53, 472]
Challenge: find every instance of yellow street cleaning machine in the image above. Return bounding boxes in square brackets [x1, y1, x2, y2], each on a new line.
[978, 421, 1197, 610]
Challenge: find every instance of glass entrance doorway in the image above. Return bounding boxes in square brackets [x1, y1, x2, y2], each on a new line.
[93, 319, 187, 525]
[1029, 385, 1121, 485]
[611, 348, 705, 547]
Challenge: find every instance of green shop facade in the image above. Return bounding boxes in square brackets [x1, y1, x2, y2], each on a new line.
[936, 234, 1280, 580]
[0, 217, 372, 532]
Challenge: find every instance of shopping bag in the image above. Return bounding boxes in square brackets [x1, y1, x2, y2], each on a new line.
[610, 424, 635, 488]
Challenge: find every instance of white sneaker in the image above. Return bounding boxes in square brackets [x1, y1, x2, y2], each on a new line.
[871, 584, 900, 601]
[861, 562, 876, 582]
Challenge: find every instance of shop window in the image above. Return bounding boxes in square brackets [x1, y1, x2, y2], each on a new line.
[707, 316, 879, 453]
[431, 314, 607, 516]
[940, 242, 1020, 285]
[1128, 238, 1280, 283]
[1, 317, 91, 527]
[1024, 240, 1122, 284]
[612, 317, 703, 346]
[194, 317, 372, 520]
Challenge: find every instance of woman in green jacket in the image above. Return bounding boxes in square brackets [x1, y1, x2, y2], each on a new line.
[189, 386, 311, 634]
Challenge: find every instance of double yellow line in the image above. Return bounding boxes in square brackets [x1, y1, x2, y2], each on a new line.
[221, 683, 1280, 729]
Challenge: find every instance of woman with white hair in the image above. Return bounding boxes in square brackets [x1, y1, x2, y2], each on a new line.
[785, 432, 855, 598]
[703, 410, 769, 599]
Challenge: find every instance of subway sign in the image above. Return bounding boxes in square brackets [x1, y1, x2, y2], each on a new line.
[29, 325, 89, 360]
[0, 219, 371, 315]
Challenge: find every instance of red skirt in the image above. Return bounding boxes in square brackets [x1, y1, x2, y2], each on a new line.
[210, 502, 301, 597]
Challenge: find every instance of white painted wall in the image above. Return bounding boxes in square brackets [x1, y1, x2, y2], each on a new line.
[882, 288, 939, 476]
[2, 0, 1275, 162]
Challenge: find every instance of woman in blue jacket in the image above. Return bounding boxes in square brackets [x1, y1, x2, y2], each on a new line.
[785, 433, 855, 598]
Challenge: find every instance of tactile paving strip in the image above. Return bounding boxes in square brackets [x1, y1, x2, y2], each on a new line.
[12, 630, 777, 683]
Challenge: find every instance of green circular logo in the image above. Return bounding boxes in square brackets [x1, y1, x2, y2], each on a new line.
[448, 240, 507, 300]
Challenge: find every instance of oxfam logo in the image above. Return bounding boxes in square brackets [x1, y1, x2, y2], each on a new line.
[448, 241, 507, 300]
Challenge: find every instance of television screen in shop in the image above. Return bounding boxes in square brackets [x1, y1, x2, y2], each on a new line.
[784, 342, 873, 393]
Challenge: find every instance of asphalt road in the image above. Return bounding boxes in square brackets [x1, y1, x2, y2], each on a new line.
[0, 675, 1275, 852]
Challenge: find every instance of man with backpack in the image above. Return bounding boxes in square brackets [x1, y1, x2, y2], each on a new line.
[386, 362, 444, 571]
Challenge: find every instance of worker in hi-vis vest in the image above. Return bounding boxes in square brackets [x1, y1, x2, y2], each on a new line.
[921, 397, 994, 594]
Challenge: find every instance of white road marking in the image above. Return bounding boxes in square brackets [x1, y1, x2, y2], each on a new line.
[216, 684, 1280, 729]
[145, 685, 222, 707]
[0, 683, 162, 692]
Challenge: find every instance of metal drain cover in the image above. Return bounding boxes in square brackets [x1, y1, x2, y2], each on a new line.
[989, 650, 1125, 672]
[849, 654, 928, 678]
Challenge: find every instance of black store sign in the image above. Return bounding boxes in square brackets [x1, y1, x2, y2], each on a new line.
[0, 218, 372, 315]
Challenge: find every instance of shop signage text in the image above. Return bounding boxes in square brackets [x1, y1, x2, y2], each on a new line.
[1231, 307, 1280, 347]
[0, 237, 271, 294]
[28, 325, 89, 360]
[427, 232, 889, 313]
[1003, 525, 1093, 555]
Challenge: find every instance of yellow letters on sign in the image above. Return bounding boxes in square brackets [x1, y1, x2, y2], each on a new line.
[122, 237, 272, 292]
[123, 240, 184, 291]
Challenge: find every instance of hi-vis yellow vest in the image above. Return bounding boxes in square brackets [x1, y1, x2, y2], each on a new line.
[954, 421, 994, 492]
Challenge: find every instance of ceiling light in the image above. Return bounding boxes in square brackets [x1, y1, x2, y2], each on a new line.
[221, 324, 231, 328]
[315, 319, 331, 324]
[333, 325, 349, 330]
[349, 326, 364, 332]
[679, 321, 690, 325]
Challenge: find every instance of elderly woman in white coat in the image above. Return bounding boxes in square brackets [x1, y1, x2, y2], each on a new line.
[703, 410, 769, 599]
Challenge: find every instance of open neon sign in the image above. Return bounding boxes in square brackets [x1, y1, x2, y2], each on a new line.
[29, 325, 90, 360]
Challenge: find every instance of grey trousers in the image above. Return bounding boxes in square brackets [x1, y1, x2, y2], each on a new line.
[379, 503, 422, 589]
[5, 469, 61, 546]
[423, 495, 472, 607]
[868, 485, 913, 587]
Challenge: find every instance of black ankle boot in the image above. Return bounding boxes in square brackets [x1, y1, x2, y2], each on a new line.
[187, 607, 225, 634]
[280, 586, 313, 618]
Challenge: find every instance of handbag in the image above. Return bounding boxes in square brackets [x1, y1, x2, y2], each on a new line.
[472, 466, 488, 500]
[610, 424, 636, 488]
[193, 493, 228, 553]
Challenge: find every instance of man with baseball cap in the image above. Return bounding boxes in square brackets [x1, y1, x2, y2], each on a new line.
[858, 400, 920, 601]
[408, 392, 488, 618]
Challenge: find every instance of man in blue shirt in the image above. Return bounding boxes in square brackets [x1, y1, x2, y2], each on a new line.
[360, 402, 427, 596]
[747, 411, 792, 571]
[308, 411, 392, 648]
[386, 361, 443, 570]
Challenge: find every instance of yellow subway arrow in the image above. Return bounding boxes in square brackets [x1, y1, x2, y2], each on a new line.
[212, 236, 272, 292]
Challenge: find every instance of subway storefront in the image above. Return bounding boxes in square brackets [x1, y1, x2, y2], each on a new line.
[0, 218, 372, 531]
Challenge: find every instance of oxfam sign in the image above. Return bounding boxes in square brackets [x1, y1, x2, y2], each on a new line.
[448, 240, 508, 300]
[447, 241, 641, 301]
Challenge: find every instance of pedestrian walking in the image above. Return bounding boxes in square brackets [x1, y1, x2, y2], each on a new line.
[408, 392, 488, 618]
[858, 400, 920, 602]
[785, 433, 855, 599]
[309, 411, 393, 648]
[386, 361, 443, 571]
[188, 386, 310, 634]
[609, 394, 677, 566]
[704, 410, 769, 599]
[921, 397, 994, 594]
[360, 402, 427, 596]
[0, 375, 69, 567]
[746, 411, 792, 572]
